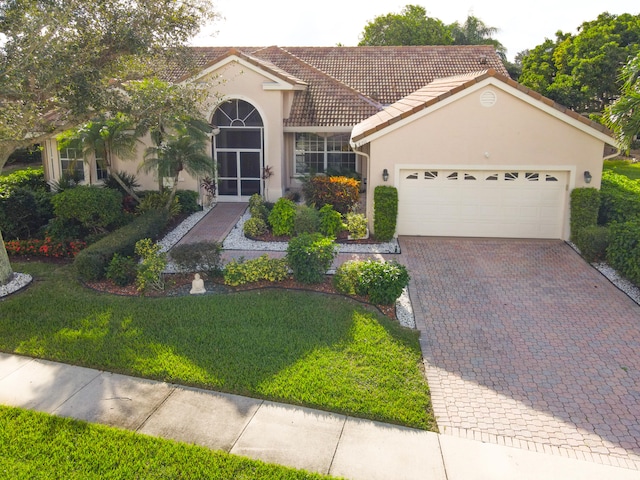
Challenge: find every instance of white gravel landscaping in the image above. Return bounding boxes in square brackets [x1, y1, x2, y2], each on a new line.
[0, 272, 33, 298]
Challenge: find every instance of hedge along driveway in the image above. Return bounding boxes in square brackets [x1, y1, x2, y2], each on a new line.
[0, 261, 435, 431]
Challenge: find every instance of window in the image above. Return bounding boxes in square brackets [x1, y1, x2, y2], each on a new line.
[424, 171, 438, 180]
[294, 133, 355, 175]
[95, 152, 108, 181]
[505, 172, 518, 181]
[447, 172, 458, 180]
[485, 173, 499, 181]
[525, 172, 539, 181]
[464, 173, 477, 180]
[59, 148, 85, 181]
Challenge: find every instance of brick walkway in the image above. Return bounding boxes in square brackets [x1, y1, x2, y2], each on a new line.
[400, 237, 640, 468]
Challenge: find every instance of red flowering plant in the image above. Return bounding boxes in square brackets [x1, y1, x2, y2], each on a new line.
[5, 237, 86, 258]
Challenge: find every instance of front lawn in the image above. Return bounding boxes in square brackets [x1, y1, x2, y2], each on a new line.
[0, 261, 435, 431]
[0, 406, 338, 479]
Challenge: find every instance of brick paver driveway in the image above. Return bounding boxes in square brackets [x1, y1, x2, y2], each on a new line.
[400, 237, 640, 467]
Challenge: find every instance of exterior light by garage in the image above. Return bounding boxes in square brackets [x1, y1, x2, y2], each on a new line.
[382, 169, 389, 182]
[584, 171, 592, 184]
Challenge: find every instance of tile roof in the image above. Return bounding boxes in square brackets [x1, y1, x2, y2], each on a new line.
[350, 69, 614, 146]
[168, 45, 509, 128]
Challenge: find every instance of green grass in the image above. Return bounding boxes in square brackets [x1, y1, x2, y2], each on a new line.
[0, 261, 435, 431]
[0, 406, 338, 479]
[603, 159, 640, 180]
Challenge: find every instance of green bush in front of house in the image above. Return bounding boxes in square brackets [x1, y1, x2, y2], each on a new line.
[175, 190, 201, 214]
[286, 233, 337, 284]
[373, 186, 398, 242]
[293, 205, 320, 235]
[598, 171, 640, 225]
[222, 254, 290, 286]
[570, 187, 600, 242]
[573, 225, 610, 263]
[74, 209, 168, 281]
[606, 220, 640, 286]
[51, 185, 123, 234]
[318, 204, 344, 237]
[169, 241, 223, 275]
[268, 197, 297, 236]
[334, 259, 410, 305]
[243, 217, 268, 238]
[304, 176, 360, 215]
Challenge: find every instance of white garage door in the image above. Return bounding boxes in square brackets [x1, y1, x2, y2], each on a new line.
[397, 169, 568, 239]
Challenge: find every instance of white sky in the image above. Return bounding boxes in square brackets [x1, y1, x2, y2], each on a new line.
[191, 1, 640, 61]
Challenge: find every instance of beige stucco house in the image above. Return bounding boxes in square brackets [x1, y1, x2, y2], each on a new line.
[41, 46, 616, 240]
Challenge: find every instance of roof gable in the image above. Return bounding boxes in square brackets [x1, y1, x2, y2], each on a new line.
[350, 69, 615, 147]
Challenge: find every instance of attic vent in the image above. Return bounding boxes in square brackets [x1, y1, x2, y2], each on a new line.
[480, 90, 497, 107]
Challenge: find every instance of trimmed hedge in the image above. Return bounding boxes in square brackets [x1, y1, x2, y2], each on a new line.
[599, 171, 640, 225]
[51, 186, 123, 233]
[305, 176, 360, 214]
[169, 241, 223, 274]
[570, 188, 600, 242]
[373, 186, 398, 242]
[0, 188, 53, 240]
[268, 197, 296, 236]
[175, 190, 201, 214]
[74, 209, 168, 281]
[223, 254, 289, 286]
[333, 259, 410, 305]
[0, 167, 49, 196]
[574, 225, 610, 263]
[607, 220, 640, 286]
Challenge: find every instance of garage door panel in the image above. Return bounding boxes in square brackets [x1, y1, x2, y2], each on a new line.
[397, 169, 567, 239]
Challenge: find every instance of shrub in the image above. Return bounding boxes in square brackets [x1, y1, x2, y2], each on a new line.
[286, 233, 337, 284]
[74, 209, 168, 281]
[0, 167, 49, 196]
[573, 225, 610, 263]
[345, 212, 367, 239]
[249, 193, 264, 209]
[332, 260, 361, 295]
[45, 217, 85, 243]
[5, 237, 86, 258]
[137, 191, 181, 218]
[105, 253, 137, 286]
[318, 204, 344, 237]
[599, 171, 640, 225]
[51, 186, 122, 234]
[0, 188, 54, 240]
[248, 193, 269, 220]
[305, 176, 360, 214]
[243, 217, 268, 238]
[175, 190, 201, 214]
[334, 260, 409, 305]
[294, 205, 320, 235]
[223, 254, 290, 286]
[102, 171, 140, 197]
[169, 241, 223, 274]
[373, 186, 398, 241]
[268, 197, 297, 236]
[570, 188, 600, 242]
[607, 220, 640, 286]
[135, 238, 166, 293]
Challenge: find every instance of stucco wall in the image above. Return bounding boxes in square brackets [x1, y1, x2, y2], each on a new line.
[364, 84, 609, 240]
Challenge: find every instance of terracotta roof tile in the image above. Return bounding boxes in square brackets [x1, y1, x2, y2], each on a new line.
[168, 45, 508, 128]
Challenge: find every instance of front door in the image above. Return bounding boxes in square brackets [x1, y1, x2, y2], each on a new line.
[212, 99, 264, 201]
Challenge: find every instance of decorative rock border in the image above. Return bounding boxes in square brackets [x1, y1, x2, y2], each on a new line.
[0, 272, 33, 298]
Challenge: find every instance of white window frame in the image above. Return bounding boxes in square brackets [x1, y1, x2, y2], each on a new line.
[59, 148, 85, 182]
[294, 132, 356, 176]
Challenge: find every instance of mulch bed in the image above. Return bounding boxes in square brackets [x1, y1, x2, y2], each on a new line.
[85, 273, 396, 320]
[249, 230, 382, 244]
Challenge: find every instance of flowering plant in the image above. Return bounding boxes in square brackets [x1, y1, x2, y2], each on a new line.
[5, 237, 86, 258]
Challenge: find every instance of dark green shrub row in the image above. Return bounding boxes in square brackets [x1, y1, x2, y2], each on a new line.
[607, 220, 640, 286]
[105, 253, 138, 287]
[169, 241, 223, 274]
[223, 254, 289, 286]
[293, 205, 320, 235]
[74, 209, 168, 281]
[304, 176, 360, 214]
[51, 186, 123, 233]
[599, 171, 640, 225]
[569, 188, 600, 243]
[0, 188, 54, 240]
[334, 260, 410, 305]
[175, 190, 201, 214]
[373, 186, 398, 242]
[0, 167, 49, 196]
[286, 233, 337, 284]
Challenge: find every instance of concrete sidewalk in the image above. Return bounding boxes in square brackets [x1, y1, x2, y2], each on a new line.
[2, 353, 638, 480]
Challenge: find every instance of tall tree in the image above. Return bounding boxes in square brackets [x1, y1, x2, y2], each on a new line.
[358, 5, 452, 46]
[604, 53, 640, 153]
[519, 13, 640, 113]
[0, 0, 218, 285]
[449, 15, 506, 59]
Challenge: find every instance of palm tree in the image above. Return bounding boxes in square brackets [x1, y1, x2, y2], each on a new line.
[140, 121, 213, 211]
[604, 54, 640, 154]
[58, 113, 141, 202]
[450, 15, 506, 60]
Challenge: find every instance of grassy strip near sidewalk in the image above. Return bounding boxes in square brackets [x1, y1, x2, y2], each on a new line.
[0, 406, 339, 479]
[0, 261, 435, 431]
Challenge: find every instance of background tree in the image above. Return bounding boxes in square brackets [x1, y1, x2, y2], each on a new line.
[604, 53, 640, 153]
[0, 0, 218, 285]
[358, 5, 452, 46]
[519, 13, 640, 114]
[449, 15, 506, 59]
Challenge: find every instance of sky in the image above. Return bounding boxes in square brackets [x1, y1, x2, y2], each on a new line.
[191, 1, 640, 61]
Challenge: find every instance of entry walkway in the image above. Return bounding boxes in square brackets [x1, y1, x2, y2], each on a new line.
[2, 353, 638, 480]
